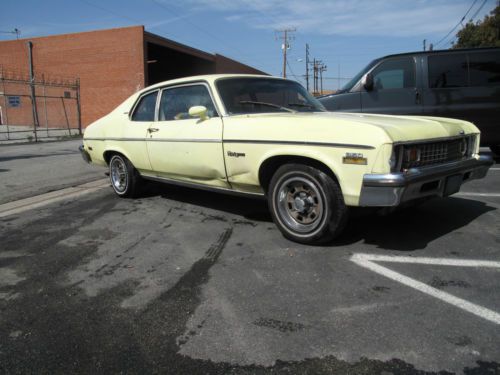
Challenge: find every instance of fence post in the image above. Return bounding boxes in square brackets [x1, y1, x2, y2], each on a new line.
[76, 78, 82, 136]
[27, 41, 39, 142]
[0, 66, 11, 140]
[42, 74, 49, 137]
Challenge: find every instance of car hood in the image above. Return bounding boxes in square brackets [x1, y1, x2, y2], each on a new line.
[231, 112, 479, 143]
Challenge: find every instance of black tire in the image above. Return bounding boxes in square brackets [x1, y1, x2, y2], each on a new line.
[108, 154, 141, 198]
[490, 146, 500, 157]
[267, 163, 348, 244]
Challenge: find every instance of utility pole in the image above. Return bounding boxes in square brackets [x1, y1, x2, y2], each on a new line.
[305, 43, 310, 91]
[423, 39, 426, 51]
[319, 64, 327, 95]
[276, 28, 296, 78]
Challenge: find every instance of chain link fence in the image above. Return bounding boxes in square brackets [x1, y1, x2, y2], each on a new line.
[0, 66, 81, 142]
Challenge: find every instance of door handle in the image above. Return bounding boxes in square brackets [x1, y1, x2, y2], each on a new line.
[148, 128, 159, 133]
[415, 89, 421, 105]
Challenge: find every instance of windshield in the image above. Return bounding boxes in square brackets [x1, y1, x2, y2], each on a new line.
[216, 77, 326, 115]
[340, 58, 380, 92]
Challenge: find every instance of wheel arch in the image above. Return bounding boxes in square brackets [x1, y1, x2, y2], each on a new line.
[258, 154, 340, 194]
[103, 148, 131, 165]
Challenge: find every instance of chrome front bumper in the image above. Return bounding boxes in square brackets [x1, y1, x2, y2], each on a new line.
[359, 155, 494, 207]
[79, 144, 92, 164]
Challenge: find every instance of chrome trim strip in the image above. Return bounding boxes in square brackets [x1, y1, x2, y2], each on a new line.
[140, 174, 265, 199]
[84, 137, 373, 149]
[223, 139, 375, 149]
[148, 138, 221, 143]
[393, 134, 476, 146]
[84, 137, 221, 143]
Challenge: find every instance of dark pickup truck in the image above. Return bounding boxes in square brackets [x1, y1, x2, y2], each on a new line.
[319, 48, 500, 155]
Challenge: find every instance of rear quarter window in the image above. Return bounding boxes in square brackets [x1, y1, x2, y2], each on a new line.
[468, 51, 500, 87]
[131, 91, 158, 122]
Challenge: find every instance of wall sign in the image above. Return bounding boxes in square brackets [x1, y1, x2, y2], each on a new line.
[7, 96, 20, 108]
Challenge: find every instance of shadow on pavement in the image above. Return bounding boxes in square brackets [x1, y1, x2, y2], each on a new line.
[336, 197, 496, 251]
[139, 181, 495, 251]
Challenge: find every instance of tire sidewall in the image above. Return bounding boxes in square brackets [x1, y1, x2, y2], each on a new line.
[268, 164, 346, 244]
[270, 169, 331, 240]
[109, 154, 130, 197]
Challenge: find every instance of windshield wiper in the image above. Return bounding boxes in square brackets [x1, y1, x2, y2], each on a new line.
[239, 100, 295, 113]
[288, 103, 315, 109]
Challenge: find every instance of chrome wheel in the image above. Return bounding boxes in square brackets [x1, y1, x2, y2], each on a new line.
[276, 176, 324, 233]
[110, 156, 128, 193]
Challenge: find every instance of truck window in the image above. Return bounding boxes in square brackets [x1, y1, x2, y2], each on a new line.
[371, 58, 415, 90]
[468, 51, 500, 87]
[428, 54, 468, 88]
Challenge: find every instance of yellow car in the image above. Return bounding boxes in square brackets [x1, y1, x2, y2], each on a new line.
[80, 74, 493, 244]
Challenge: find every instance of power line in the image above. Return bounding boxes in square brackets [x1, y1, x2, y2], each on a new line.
[150, 0, 254, 61]
[0, 29, 21, 39]
[443, 0, 489, 48]
[434, 0, 479, 47]
[469, 0, 489, 21]
[77, 0, 142, 24]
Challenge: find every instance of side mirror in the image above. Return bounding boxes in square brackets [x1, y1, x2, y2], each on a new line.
[188, 105, 208, 121]
[361, 73, 374, 91]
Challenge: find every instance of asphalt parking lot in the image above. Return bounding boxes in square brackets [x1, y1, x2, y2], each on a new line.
[0, 141, 499, 374]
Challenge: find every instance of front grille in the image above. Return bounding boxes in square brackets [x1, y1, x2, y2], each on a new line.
[400, 136, 472, 170]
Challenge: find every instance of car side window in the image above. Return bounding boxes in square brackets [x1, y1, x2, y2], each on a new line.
[468, 51, 500, 87]
[371, 58, 415, 90]
[428, 54, 468, 88]
[131, 91, 158, 122]
[159, 85, 218, 121]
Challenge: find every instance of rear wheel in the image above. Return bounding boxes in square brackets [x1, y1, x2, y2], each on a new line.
[109, 154, 141, 198]
[268, 164, 348, 244]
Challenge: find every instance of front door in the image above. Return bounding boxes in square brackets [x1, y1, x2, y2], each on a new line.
[361, 57, 423, 115]
[146, 83, 229, 188]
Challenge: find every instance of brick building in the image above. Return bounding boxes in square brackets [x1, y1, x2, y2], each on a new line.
[0, 26, 266, 128]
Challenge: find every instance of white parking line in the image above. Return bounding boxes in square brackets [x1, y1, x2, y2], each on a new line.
[456, 192, 500, 197]
[351, 253, 500, 325]
[489, 168, 500, 171]
[0, 179, 109, 218]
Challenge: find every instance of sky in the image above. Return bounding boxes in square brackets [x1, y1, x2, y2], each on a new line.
[0, 0, 497, 91]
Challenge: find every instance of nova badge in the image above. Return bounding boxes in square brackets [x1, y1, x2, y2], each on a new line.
[227, 151, 246, 158]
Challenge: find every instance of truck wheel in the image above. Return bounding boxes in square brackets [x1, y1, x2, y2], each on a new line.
[109, 154, 141, 198]
[268, 164, 348, 244]
[490, 146, 500, 157]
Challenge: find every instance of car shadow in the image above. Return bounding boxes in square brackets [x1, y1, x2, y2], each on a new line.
[336, 197, 496, 251]
[140, 181, 272, 223]
[139, 181, 496, 251]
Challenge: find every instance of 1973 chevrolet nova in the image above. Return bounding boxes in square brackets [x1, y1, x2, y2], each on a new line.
[80, 74, 493, 244]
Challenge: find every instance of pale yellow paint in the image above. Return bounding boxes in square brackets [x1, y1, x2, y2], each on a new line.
[83, 74, 481, 207]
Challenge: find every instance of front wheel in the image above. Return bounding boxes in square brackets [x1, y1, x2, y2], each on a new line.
[109, 154, 141, 198]
[268, 164, 348, 244]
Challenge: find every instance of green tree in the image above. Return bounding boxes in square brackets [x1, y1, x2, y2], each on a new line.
[453, 4, 500, 48]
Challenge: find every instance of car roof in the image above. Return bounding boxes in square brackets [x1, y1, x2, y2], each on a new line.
[380, 46, 500, 60]
[142, 74, 285, 93]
